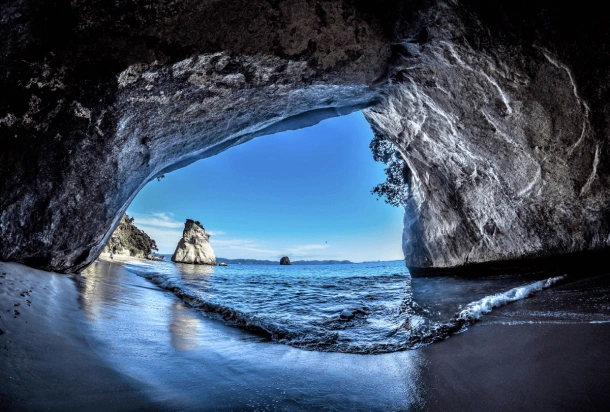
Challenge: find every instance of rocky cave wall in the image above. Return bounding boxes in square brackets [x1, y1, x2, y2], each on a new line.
[365, 0, 610, 271]
[1, 0, 609, 273]
[0, 0, 397, 272]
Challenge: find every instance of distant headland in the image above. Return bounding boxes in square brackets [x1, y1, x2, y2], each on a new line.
[216, 258, 354, 265]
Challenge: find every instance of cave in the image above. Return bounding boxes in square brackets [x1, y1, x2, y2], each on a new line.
[1, 0, 609, 274]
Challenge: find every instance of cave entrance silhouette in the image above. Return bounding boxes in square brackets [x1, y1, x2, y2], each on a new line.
[123, 112, 405, 264]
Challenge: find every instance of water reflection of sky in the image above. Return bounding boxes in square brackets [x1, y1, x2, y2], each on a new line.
[170, 301, 204, 351]
[79, 260, 125, 321]
[81, 260, 207, 351]
[77, 260, 426, 411]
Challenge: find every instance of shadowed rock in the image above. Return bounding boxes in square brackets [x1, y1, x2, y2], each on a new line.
[365, 1, 610, 273]
[0, 0, 609, 274]
[102, 214, 158, 259]
[280, 256, 291, 266]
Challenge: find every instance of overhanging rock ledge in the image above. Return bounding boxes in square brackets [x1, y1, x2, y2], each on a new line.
[0, 0, 608, 273]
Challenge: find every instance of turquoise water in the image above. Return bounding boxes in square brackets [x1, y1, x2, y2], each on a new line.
[122, 259, 610, 354]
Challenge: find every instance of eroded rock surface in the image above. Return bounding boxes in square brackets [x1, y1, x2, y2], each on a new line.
[364, 0, 610, 271]
[1, 0, 609, 273]
[0, 0, 396, 272]
[171, 220, 216, 265]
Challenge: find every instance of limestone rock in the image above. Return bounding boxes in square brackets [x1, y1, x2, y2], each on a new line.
[102, 215, 158, 259]
[0, 0, 392, 272]
[1, 0, 609, 274]
[171, 220, 216, 265]
[280, 256, 291, 266]
[364, 1, 610, 273]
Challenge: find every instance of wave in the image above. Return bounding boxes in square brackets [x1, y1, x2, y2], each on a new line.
[141, 273, 276, 338]
[138, 269, 567, 354]
[405, 275, 567, 348]
[457, 275, 566, 321]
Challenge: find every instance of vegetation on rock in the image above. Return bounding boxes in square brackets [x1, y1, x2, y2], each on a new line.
[102, 215, 158, 259]
[186, 219, 204, 230]
[369, 130, 409, 207]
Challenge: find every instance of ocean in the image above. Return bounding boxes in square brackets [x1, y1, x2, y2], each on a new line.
[121, 258, 610, 354]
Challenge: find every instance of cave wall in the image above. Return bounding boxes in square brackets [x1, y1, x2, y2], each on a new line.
[365, 0, 610, 270]
[1, 0, 609, 273]
[0, 0, 398, 272]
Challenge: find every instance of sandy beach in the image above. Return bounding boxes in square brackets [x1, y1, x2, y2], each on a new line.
[0, 261, 162, 411]
[2, 259, 610, 411]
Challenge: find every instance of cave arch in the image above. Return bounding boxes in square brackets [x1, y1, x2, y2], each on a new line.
[1, 0, 609, 273]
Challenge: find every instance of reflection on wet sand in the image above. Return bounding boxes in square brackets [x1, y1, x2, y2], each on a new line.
[80, 260, 129, 321]
[77, 260, 427, 411]
[169, 301, 204, 351]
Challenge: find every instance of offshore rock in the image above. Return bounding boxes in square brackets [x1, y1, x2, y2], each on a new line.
[280, 256, 291, 266]
[171, 220, 216, 265]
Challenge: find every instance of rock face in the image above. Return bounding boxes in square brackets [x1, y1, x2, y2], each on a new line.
[1, 0, 609, 274]
[280, 256, 291, 266]
[0, 0, 394, 273]
[102, 214, 158, 259]
[364, 1, 610, 272]
[171, 220, 216, 265]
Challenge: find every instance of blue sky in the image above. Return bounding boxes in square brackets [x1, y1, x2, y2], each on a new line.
[127, 111, 405, 262]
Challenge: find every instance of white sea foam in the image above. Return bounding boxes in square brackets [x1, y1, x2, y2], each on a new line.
[128, 259, 583, 353]
[457, 275, 566, 322]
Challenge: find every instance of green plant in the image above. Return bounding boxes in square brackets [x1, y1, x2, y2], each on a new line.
[369, 130, 409, 207]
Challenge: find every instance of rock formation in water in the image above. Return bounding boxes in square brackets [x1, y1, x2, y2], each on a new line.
[102, 214, 158, 259]
[0, 1, 609, 274]
[280, 256, 291, 266]
[171, 220, 216, 265]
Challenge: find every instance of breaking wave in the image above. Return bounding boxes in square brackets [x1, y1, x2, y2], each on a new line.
[124, 260, 575, 354]
[456, 276, 566, 321]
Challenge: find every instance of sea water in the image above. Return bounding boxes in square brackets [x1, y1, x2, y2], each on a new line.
[122, 259, 610, 354]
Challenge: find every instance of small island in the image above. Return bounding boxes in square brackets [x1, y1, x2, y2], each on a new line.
[280, 256, 291, 265]
[171, 219, 216, 265]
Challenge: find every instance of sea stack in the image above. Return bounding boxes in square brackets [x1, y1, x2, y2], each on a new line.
[171, 219, 216, 265]
[280, 256, 291, 265]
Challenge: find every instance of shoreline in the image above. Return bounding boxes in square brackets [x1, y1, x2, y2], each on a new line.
[98, 253, 153, 264]
[0, 261, 162, 411]
[2, 259, 610, 410]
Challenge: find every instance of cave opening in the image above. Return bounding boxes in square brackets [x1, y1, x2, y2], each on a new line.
[121, 111, 405, 264]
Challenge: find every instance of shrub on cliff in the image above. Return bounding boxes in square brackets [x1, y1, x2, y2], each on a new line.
[369, 130, 409, 207]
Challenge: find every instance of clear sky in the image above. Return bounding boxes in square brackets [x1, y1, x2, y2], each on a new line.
[127, 111, 405, 262]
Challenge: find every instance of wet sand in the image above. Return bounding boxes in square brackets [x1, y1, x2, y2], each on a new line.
[2, 260, 610, 411]
[0, 262, 162, 411]
[98, 252, 151, 264]
[423, 323, 610, 411]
